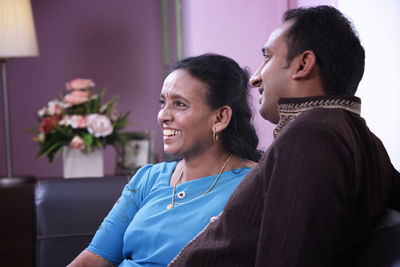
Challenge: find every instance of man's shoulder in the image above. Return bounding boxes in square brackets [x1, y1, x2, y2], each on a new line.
[286, 107, 360, 136]
[272, 107, 365, 151]
[299, 107, 357, 126]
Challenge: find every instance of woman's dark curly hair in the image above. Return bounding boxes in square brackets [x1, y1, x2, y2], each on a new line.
[171, 53, 262, 162]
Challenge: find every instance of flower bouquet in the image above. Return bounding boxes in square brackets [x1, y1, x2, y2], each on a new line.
[33, 78, 130, 163]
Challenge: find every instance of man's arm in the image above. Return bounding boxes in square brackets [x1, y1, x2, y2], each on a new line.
[255, 124, 352, 267]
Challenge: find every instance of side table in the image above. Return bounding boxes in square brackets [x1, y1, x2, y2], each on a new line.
[0, 178, 35, 267]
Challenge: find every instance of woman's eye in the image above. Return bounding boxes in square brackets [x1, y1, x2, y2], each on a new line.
[263, 53, 270, 62]
[175, 100, 186, 107]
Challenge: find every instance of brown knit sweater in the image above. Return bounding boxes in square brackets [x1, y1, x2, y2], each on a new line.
[168, 95, 399, 267]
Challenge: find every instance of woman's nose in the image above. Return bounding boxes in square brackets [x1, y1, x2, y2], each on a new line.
[157, 105, 173, 125]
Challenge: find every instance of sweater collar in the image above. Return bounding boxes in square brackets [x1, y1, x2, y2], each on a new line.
[273, 95, 361, 138]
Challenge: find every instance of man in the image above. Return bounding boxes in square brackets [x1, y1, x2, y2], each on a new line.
[168, 5, 400, 267]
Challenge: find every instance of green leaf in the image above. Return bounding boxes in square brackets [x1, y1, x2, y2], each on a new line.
[36, 140, 67, 162]
[82, 133, 94, 153]
[92, 88, 107, 113]
[94, 138, 103, 147]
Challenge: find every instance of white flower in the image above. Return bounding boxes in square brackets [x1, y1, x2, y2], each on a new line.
[86, 114, 113, 137]
[60, 101, 71, 109]
[37, 99, 62, 117]
[58, 115, 87, 129]
[38, 107, 47, 117]
[38, 132, 45, 142]
[59, 116, 68, 126]
[47, 100, 62, 116]
[100, 103, 108, 113]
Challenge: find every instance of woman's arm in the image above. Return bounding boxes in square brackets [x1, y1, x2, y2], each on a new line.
[67, 249, 117, 267]
[68, 165, 155, 266]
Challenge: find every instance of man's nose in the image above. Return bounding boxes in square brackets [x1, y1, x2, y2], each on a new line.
[249, 66, 262, 87]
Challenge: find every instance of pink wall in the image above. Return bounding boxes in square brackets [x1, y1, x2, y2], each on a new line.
[180, 0, 336, 151]
[289, 0, 337, 8]
[0, 0, 165, 178]
[181, 0, 288, 150]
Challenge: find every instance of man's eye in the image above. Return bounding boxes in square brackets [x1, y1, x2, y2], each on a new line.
[263, 53, 270, 61]
[159, 99, 166, 107]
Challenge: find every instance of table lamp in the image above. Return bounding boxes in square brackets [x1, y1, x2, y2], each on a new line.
[0, 0, 39, 185]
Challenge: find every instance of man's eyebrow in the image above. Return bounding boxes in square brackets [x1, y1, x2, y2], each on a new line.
[262, 47, 266, 54]
[261, 46, 271, 55]
[262, 47, 270, 55]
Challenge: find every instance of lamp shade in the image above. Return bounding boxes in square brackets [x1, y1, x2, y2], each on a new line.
[0, 0, 39, 58]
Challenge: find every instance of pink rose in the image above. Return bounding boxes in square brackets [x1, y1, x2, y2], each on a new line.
[64, 91, 89, 105]
[66, 78, 95, 91]
[74, 115, 87, 128]
[86, 114, 113, 137]
[69, 136, 85, 150]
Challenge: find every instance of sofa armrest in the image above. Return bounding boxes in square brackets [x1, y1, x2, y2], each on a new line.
[35, 176, 128, 267]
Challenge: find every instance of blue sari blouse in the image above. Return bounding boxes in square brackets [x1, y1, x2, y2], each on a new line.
[87, 161, 250, 266]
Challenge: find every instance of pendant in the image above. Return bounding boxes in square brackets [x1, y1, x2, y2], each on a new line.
[177, 191, 186, 199]
[167, 204, 174, 210]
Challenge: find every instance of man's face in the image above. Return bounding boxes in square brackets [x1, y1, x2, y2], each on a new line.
[250, 21, 294, 124]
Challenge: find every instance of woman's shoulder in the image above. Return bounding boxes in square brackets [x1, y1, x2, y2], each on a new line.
[124, 161, 178, 199]
[141, 161, 178, 176]
[128, 161, 177, 184]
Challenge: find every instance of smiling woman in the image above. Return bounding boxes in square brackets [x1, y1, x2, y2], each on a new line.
[158, 69, 221, 163]
[67, 53, 261, 267]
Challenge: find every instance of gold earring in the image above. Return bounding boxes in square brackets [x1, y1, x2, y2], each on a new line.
[213, 130, 219, 142]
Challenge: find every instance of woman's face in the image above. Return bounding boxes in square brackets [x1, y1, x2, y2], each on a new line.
[157, 69, 215, 158]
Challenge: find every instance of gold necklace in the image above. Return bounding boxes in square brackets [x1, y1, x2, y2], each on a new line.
[166, 154, 233, 210]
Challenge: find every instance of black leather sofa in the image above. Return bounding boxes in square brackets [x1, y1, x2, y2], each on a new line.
[34, 176, 400, 267]
[34, 176, 129, 267]
[352, 208, 400, 266]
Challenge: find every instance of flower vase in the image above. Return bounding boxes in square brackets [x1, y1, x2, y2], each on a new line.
[62, 147, 104, 178]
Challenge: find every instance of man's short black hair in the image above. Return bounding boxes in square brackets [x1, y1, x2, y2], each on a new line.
[283, 5, 365, 95]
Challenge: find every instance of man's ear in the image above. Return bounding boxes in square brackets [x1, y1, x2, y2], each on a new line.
[291, 50, 317, 80]
[212, 106, 232, 133]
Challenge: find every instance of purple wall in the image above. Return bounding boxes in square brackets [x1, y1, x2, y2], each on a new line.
[0, 0, 336, 178]
[0, 0, 165, 178]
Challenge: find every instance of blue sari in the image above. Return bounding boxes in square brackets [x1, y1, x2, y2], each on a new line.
[88, 161, 251, 266]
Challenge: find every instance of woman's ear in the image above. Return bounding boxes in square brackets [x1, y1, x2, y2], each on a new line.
[213, 106, 232, 133]
[291, 50, 317, 80]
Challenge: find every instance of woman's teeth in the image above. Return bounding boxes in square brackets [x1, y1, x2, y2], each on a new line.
[163, 129, 181, 136]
